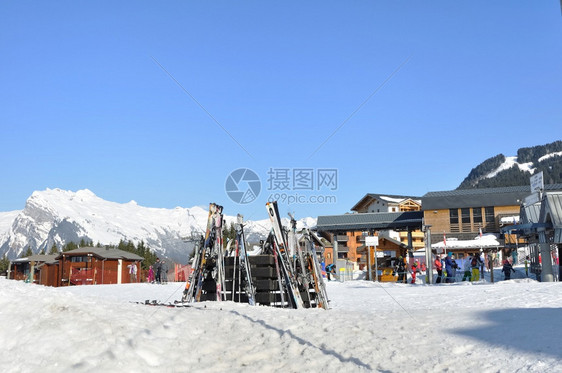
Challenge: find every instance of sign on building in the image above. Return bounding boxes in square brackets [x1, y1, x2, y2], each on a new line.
[530, 171, 544, 193]
[365, 236, 379, 246]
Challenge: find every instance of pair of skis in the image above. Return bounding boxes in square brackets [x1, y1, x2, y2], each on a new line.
[266, 201, 304, 309]
[231, 214, 256, 305]
[266, 201, 329, 310]
[182, 203, 226, 303]
[301, 229, 330, 310]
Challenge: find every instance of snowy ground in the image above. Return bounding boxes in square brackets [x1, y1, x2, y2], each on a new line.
[1, 268, 562, 373]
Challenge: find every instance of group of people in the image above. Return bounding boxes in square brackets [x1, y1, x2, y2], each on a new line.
[394, 256, 421, 284]
[434, 252, 484, 283]
[147, 258, 168, 284]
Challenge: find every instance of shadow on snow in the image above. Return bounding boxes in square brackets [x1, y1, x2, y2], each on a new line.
[229, 310, 372, 370]
[453, 308, 562, 360]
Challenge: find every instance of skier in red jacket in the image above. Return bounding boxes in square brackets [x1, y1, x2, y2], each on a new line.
[410, 262, 418, 284]
[434, 256, 443, 283]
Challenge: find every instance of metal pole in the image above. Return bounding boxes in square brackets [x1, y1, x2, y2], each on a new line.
[374, 245, 379, 282]
[367, 245, 372, 281]
[333, 236, 339, 273]
[539, 230, 554, 282]
[425, 226, 433, 284]
[490, 251, 494, 283]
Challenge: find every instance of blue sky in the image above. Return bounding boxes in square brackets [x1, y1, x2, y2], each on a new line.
[1, 1, 561, 220]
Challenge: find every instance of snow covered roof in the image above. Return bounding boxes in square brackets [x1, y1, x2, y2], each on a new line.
[500, 216, 520, 224]
[351, 193, 421, 212]
[431, 234, 501, 249]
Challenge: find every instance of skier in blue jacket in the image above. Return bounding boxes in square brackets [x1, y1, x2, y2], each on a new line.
[444, 252, 458, 283]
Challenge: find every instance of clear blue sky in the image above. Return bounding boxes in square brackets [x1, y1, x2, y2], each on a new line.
[1, 1, 561, 220]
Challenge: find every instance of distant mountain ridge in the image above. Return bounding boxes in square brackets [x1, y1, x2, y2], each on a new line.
[0, 189, 316, 263]
[458, 140, 562, 189]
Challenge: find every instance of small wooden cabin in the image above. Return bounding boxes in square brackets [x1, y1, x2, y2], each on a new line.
[9, 254, 59, 286]
[57, 247, 143, 286]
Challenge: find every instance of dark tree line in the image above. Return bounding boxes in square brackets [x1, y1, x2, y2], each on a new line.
[458, 141, 562, 189]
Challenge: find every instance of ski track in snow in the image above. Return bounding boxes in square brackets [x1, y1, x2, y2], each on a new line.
[1, 278, 562, 372]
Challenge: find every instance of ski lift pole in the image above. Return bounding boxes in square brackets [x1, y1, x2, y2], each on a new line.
[424, 225, 432, 284]
[367, 245, 372, 281]
[374, 245, 379, 282]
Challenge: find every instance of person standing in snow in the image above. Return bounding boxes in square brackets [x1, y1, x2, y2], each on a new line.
[128, 263, 137, 283]
[451, 256, 459, 280]
[462, 255, 472, 281]
[132, 262, 137, 282]
[326, 263, 336, 281]
[434, 255, 443, 283]
[470, 254, 482, 281]
[396, 256, 407, 283]
[160, 260, 168, 284]
[502, 259, 515, 280]
[444, 252, 458, 283]
[147, 265, 155, 283]
[154, 258, 162, 284]
[524, 256, 529, 278]
[410, 261, 418, 284]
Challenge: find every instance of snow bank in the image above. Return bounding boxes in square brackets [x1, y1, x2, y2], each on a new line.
[1, 278, 562, 372]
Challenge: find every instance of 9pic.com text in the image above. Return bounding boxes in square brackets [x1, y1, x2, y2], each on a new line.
[268, 193, 337, 205]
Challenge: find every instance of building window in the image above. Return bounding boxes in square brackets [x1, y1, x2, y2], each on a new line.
[461, 208, 471, 224]
[473, 207, 483, 223]
[449, 209, 459, 224]
[461, 208, 471, 232]
[485, 206, 495, 223]
[70, 256, 88, 263]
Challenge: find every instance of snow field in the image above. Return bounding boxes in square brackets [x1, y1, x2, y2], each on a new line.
[1, 278, 562, 372]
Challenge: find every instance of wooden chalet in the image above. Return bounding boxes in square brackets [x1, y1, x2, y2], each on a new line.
[422, 184, 562, 261]
[316, 210, 423, 271]
[351, 193, 422, 214]
[9, 254, 59, 286]
[57, 247, 143, 286]
[351, 194, 424, 250]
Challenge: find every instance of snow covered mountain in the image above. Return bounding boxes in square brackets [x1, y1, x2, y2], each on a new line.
[0, 189, 316, 263]
[458, 140, 562, 189]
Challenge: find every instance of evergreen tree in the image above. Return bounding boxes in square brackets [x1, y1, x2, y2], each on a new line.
[63, 242, 78, 252]
[21, 247, 33, 258]
[117, 239, 127, 251]
[49, 244, 59, 255]
[223, 222, 236, 248]
[0, 254, 11, 273]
